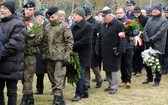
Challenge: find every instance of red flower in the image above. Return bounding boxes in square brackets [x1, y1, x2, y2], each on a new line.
[125, 20, 131, 25]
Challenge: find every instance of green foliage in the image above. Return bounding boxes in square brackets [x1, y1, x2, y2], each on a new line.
[26, 26, 42, 38]
[66, 52, 81, 86]
[124, 20, 140, 31]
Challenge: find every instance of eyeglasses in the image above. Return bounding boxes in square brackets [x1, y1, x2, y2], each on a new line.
[116, 12, 124, 14]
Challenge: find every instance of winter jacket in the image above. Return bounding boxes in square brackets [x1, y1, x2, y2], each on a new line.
[0, 14, 26, 80]
[143, 14, 168, 54]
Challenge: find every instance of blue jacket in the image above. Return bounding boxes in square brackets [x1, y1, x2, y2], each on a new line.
[118, 16, 133, 49]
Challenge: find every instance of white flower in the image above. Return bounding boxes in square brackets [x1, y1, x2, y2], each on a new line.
[155, 59, 159, 62]
[29, 23, 34, 27]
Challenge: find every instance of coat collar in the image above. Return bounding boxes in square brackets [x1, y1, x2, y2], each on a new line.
[103, 17, 116, 26]
[76, 19, 85, 28]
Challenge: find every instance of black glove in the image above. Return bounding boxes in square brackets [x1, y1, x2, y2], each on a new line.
[62, 59, 69, 67]
[95, 51, 100, 56]
[113, 47, 119, 56]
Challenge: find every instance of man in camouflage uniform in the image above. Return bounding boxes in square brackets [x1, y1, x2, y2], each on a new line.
[44, 6, 74, 105]
[21, 1, 43, 105]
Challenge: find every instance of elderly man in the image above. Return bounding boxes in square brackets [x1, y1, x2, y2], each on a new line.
[0, 1, 26, 105]
[0, 29, 2, 60]
[33, 10, 49, 95]
[83, 6, 103, 88]
[97, 6, 125, 94]
[162, 7, 168, 74]
[71, 7, 92, 101]
[143, 4, 168, 86]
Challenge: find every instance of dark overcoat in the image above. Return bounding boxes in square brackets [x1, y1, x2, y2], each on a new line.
[98, 18, 125, 72]
[0, 14, 26, 80]
[87, 16, 101, 67]
[71, 19, 92, 68]
[0, 28, 2, 60]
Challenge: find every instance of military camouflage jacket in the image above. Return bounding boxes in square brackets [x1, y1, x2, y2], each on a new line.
[24, 17, 44, 56]
[44, 19, 74, 61]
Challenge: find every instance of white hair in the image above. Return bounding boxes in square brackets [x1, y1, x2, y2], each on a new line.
[58, 10, 66, 16]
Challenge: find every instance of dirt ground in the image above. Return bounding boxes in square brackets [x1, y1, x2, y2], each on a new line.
[4, 69, 168, 105]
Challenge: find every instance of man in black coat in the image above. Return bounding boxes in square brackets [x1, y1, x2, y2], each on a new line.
[33, 11, 48, 95]
[162, 7, 168, 74]
[143, 4, 168, 86]
[71, 7, 92, 101]
[0, 1, 26, 105]
[0, 28, 2, 60]
[131, 7, 148, 76]
[97, 6, 125, 94]
[83, 6, 103, 88]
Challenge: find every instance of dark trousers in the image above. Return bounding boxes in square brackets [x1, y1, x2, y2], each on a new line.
[162, 57, 168, 72]
[36, 74, 44, 92]
[145, 55, 162, 83]
[120, 49, 133, 83]
[0, 79, 18, 105]
[132, 49, 143, 73]
[75, 66, 88, 96]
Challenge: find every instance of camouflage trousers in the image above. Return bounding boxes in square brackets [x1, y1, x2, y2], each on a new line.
[47, 60, 66, 96]
[22, 55, 36, 94]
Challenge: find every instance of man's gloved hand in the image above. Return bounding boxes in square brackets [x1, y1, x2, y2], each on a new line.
[113, 47, 119, 56]
[133, 29, 140, 36]
[95, 51, 100, 56]
[62, 59, 69, 67]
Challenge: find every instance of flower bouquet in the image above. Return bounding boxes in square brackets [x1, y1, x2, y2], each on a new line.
[141, 47, 162, 72]
[66, 52, 81, 85]
[124, 19, 143, 47]
[123, 19, 140, 31]
[26, 22, 42, 38]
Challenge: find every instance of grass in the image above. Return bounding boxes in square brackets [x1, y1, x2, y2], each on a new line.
[4, 69, 168, 105]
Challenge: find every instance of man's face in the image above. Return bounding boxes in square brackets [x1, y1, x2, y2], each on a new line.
[163, 12, 168, 17]
[151, 9, 161, 16]
[59, 14, 66, 22]
[24, 7, 35, 17]
[116, 8, 125, 19]
[49, 12, 59, 21]
[133, 12, 141, 17]
[72, 13, 83, 23]
[0, 5, 12, 19]
[127, 5, 134, 11]
[102, 13, 113, 24]
[35, 15, 44, 24]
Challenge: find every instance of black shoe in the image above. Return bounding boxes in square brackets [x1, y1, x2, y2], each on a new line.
[142, 79, 153, 84]
[34, 90, 43, 95]
[27, 93, 34, 105]
[109, 89, 117, 94]
[96, 81, 103, 88]
[53, 95, 66, 105]
[87, 85, 90, 88]
[82, 94, 89, 98]
[162, 70, 168, 75]
[72, 95, 81, 102]
[20, 93, 34, 105]
[104, 87, 110, 91]
[20, 94, 28, 105]
[153, 82, 160, 87]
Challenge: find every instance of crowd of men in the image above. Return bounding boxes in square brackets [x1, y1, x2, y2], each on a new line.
[0, 0, 167, 105]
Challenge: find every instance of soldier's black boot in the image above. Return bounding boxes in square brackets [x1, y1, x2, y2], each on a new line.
[52, 95, 66, 105]
[20, 94, 28, 105]
[27, 93, 34, 105]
